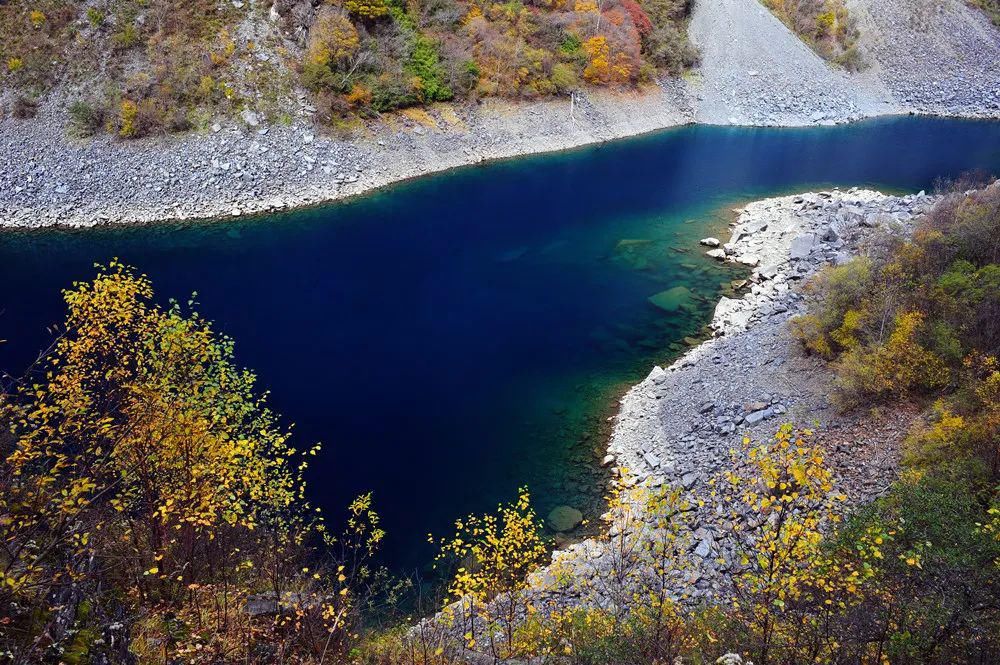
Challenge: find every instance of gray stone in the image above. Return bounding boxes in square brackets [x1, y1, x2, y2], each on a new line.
[241, 109, 260, 127]
[246, 594, 279, 616]
[648, 286, 692, 312]
[789, 233, 816, 260]
[745, 409, 770, 425]
[643, 451, 661, 469]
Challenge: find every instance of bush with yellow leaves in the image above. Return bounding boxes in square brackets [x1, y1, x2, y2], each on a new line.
[0, 262, 393, 663]
[717, 425, 881, 665]
[428, 487, 549, 661]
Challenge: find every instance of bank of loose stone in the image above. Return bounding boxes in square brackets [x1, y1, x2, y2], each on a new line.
[522, 186, 936, 609]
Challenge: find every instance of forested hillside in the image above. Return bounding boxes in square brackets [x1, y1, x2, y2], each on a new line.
[0, 0, 695, 136]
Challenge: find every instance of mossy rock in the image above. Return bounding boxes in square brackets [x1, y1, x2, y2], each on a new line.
[547, 505, 583, 532]
[648, 286, 692, 312]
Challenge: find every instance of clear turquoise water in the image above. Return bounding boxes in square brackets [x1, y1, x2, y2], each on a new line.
[1, 116, 999, 571]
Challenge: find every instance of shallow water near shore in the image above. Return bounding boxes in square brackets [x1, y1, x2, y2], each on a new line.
[2, 116, 1000, 571]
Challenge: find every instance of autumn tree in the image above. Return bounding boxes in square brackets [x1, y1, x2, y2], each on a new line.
[345, 0, 391, 20]
[718, 425, 879, 665]
[303, 7, 364, 91]
[430, 487, 549, 660]
[0, 262, 362, 663]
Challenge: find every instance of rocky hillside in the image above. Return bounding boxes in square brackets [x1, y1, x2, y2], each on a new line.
[1, 0, 998, 138]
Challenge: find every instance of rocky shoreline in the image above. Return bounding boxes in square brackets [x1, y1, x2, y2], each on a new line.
[0, 87, 693, 229]
[0, 94, 993, 231]
[411, 186, 936, 651]
[517, 186, 936, 609]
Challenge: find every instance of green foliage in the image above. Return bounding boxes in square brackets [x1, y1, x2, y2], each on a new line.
[831, 465, 1000, 663]
[791, 257, 874, 358]
[110, 20, 140, 49]
[85, 7, 104, 28]
[970, 0, 1000, 26]
[67, 100, 105, 137]
[559, 32, 582, 55]
[406, 35, 453, 103]
[795, 185, 1000, 408]
[550, 62, 579, 92]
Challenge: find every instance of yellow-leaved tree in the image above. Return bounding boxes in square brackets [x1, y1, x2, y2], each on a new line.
[719, 425, 882, 665]
[513, 477, 694, 662]
[429, 487, 549, 661]
[0, 261, 334, 662]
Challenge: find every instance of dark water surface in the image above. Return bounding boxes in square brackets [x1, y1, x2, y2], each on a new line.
[2, 117, 999, 570]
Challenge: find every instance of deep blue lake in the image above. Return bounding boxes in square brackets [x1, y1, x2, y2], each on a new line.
[2, 117, 999, 571]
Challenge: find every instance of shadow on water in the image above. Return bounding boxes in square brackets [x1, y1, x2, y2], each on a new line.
[1, 116, 1000, 572]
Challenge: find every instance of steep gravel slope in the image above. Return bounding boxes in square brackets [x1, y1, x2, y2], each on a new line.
[849, 0, 1000, 116]
[687, 0, 897, 125]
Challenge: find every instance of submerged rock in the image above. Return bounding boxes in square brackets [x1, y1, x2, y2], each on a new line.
[547, 506, 583, 532]
[614, 238, 654, 251]
[614, 238, 657, 271]
[648, 286, 692, 312]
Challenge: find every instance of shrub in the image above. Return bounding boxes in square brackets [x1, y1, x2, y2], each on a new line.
[550, 61, 578, 91]
[86, 7, 105, 28]
[345, 0, 391, 20]
[834, 467, 1000, 663]
[430, 488, 549, 659]
[796, 184, 1000, 408]
[68, 100, 105, 137]
[761, 0, 860, 66]
[111, 21, 141, 50]
[118, 98, 139, 137]
[791, 257, 874, 358]
[406, 34, 453, 102]
[12, 95, 38, 118]
[833, 311, 950, 407]
[303, 8, 361, 91]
